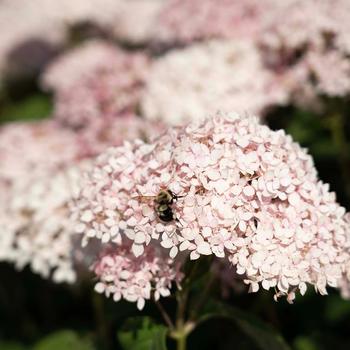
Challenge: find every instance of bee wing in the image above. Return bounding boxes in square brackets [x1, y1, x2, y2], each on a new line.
[132, 195, 157, 203]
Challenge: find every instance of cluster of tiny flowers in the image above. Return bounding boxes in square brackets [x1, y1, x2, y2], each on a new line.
[0, 0, 124, 78]
[141, 40, 289, 125]
[154, 0, 273, 44]
[259, 0, 350, 103]
[74, 112, 350, 301]
[0, 179, 16, 261]
[154, 0, 350, 106]
[0, 120, 89, 281]
[42, 40, 150, 130]
[93, 242, 183, 310]
[5, 163, 91, 283]
[0, 120, 83, 182]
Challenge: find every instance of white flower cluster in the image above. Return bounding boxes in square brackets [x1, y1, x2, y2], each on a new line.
[141, 40, 289, 125]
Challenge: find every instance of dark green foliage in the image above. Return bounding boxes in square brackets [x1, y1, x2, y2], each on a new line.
[118, 317, 167, 350]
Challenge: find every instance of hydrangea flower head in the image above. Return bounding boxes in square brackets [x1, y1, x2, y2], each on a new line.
[42, 40, 150, 129]
[0, 120, 83, 182]
[260, 0, 350, 102]
[0, 0, 123, 77]
[5, 163, 89, 283]
[74, 112, 350, 301]
[155, 0, 272, 44]
[141, 40, 288, 125]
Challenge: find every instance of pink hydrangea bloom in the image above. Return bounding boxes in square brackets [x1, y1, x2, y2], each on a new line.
[0, 0, 123, 77]
[0, 120, 87, 281]
[155, 0, 350, 104]
[93, 242, 183, 310]
[0, 120, 84, 182]
[42, 40, 127, 92]
[155, 0, 272, 44]
[42, 40, 150, 129]
[0, 179, 17, 261]
[5, 163, 90, 283]
[260, 0, 350, 101]
[141, 40, 288, 125]
[74, 112, 350, 301]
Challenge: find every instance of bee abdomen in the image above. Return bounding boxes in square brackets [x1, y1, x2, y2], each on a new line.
[156, 204, 174, 222]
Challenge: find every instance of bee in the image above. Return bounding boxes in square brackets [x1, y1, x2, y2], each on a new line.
[136, 189, 182, 223]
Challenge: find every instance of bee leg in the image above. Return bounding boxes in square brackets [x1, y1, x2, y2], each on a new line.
[173, 194, 186, 201]
[175, 216, 183, 226]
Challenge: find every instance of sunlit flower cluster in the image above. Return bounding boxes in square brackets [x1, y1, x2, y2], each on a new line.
[142, 40, 288, 125]
[74, 113, 350, 302]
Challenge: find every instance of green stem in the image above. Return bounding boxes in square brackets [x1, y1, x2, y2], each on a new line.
[92, 292, 110, 350]
[162, 260, 216, 349]
[176, 334, 187, 350]
[170, 322, 194, 350]
[168, 288, 195, 350]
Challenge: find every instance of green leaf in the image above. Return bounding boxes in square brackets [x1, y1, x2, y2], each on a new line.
[325, 295, 350, 323]
[198, 301, 290, 350]
[33, 330, 94, 350]
[0, 342, 27, 350]
[294, 336, 319, 350]
[118, 317, 168, 350]
[0, 93, 52, 123]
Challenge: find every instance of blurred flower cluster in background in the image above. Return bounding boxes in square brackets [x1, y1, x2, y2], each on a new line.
[1, 1, 350, 350]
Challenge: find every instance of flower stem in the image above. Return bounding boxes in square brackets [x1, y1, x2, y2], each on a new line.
[168, 288, 195, 350]
[176, 333, 187, 350]
[159, 261, 215, 349]
[155, 299, 174, 330]
[170, 321, 194, 350]
[92, 292, 110, 350]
